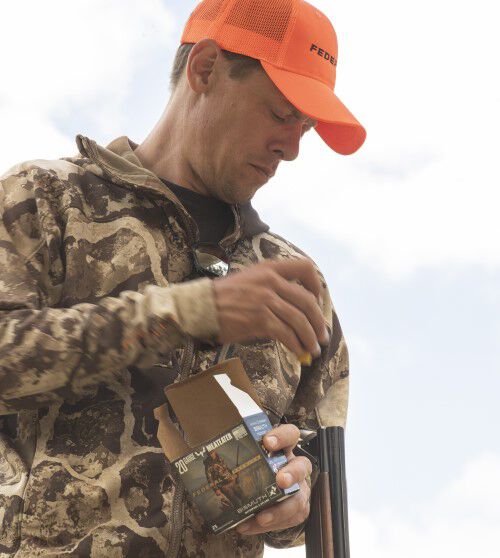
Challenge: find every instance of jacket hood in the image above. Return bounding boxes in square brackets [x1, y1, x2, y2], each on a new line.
[75, 134, 270, 243]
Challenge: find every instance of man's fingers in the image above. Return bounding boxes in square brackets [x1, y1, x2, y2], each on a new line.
[237, 423, 312, 536]
[267, 301, 319, 358]
[263, 424, 300, 453]
[280, 279, 329, 345]
[262, 308, 307, 357]
[214, 257, 330, 353]
[267, 259, 322, 302]
[276, 455, 313, 489]
[236, 480, 310, 535]
[271, 279, 328, 351]
[267, 261, 329, 349]
[246, 495, 300, 532]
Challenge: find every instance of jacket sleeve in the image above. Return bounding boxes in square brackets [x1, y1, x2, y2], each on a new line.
[263, 269, 349, 550]
[0, 166, 220, 415]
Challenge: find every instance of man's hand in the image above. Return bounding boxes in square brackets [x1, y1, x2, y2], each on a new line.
[213, 259, 330, 359]
[236, 424, 312, 535]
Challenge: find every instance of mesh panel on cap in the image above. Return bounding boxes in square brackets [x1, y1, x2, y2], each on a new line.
[224, 0, 292, 42]
[182, 0, 298, 64]
[195, 0, 226, 21]
[215, 0, 295, 63]
[182, 0, 227, 38]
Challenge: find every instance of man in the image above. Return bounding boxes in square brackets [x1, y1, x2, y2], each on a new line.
[0, 0, 365, 556]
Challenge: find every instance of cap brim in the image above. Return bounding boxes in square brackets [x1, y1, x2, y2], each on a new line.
[261, 61, 366, 155]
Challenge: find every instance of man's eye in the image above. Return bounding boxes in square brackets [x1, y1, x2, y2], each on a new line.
[272, 111, 287, 123]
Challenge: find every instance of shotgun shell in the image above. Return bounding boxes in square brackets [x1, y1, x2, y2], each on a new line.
[298, 352, 313, 366]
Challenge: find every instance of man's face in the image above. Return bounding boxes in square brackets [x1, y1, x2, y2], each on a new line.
[188, 61, 316, 205]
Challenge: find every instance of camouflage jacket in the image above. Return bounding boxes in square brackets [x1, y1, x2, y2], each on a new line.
[0, 134, 349, 557]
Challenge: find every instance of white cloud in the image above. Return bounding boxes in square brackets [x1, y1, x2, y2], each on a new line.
[350, 454, 500, 558]
[0, 107, 75, 169]
[0, 0, 174, 170]
[266, 454, 500, 557]
[3, 0, 498, 277]
[254, 0, 500, 279]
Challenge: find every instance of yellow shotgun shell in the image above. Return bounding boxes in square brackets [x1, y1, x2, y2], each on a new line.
[298, 352, 313, 366]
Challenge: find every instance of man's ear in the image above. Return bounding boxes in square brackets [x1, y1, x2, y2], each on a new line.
[186, 39, 223, 93]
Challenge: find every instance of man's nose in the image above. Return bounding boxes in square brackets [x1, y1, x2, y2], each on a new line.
[271, 125, 302, 162]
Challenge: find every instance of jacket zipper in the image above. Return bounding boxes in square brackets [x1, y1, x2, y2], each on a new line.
[167, 341, 236, 557]
[14, 410, 39, 557]
[159, 194, 197, 558]
[166, 337, 195, 557]
[155, 196, 238, 557]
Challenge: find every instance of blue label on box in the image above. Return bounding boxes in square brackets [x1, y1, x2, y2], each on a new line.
[243, 412, 300, 494]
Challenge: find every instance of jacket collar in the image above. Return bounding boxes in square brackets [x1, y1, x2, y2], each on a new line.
[75, 134, 269, 245]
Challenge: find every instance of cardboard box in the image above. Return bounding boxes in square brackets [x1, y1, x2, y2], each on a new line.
[154, 358, 299, 534]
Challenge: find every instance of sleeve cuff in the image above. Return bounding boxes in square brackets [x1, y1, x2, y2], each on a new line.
[144, 278, 221, 343]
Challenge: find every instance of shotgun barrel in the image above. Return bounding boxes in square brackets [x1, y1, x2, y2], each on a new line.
[304, 426, 350, 558]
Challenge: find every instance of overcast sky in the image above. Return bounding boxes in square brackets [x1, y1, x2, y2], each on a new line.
[1, 1, 499, 556]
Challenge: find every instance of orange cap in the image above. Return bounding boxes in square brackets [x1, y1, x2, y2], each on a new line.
[181, 0, 366, 155]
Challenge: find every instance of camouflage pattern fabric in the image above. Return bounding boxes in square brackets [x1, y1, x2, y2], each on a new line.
[0, 134, 349, 557]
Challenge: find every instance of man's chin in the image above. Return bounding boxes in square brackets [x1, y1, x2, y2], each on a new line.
[236, 186, 261, 205]
[225, 193, 254, 205]
[222, 182, 261, 205]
